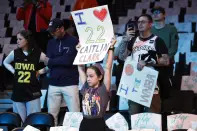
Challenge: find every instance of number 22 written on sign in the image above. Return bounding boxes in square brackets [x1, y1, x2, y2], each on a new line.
[85, 25, 105, 44]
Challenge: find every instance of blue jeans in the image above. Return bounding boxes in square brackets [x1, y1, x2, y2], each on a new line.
[13, 98, 41, 122]
[47, 85, 80, 126]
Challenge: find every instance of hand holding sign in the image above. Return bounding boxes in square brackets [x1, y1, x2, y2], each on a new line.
[117, 57, 158, 107]
[71, 5, 114, 65]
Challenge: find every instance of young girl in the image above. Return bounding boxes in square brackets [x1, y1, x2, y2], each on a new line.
[3, 30, 48, 122]
[77, 38, 116, 131]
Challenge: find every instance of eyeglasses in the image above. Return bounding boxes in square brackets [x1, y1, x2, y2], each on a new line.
[137, 21, 149, 24]
[153, 10, 161, 15]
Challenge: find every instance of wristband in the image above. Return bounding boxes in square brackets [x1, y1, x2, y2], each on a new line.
[109, 47, 114, 51]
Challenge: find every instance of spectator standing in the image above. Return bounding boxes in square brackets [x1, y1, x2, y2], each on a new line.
[77, 38, 116, 131]
[3, 30, 48, 122]
[151, 6, 179, 90]
[46, 18, 80, 126]
[16, 0, 52, 53]
[125, 14, 169, 117]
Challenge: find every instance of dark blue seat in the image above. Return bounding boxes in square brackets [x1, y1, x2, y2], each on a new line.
[0, 112, 22, 131]
[23, 112, 54, 131]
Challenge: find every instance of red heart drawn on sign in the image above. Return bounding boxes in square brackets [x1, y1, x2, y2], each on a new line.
[93, 8, 107, 22]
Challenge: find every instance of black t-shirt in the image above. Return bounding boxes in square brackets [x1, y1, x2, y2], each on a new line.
[12, 48, 41, 102]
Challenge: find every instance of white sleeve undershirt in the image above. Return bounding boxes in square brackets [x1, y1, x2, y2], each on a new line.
[39, 52, 49, 74]
[3, 51, 15, 74]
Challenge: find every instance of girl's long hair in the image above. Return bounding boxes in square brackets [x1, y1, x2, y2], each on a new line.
[17, 30, 37, 52]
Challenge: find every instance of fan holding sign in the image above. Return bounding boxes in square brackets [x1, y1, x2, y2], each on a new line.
[117, 14, 170, 118]
[71, 5, 116, 131]
[71, 5, 114, 65]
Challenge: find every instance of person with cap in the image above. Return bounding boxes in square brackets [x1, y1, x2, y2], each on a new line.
[16, 0, 52, 53]
[46, 18, 80, 126]
[151, 6, 178, 102]
[77, 37, 116, 131]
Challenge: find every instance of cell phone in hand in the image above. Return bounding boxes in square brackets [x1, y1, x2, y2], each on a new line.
[127, 23, 135, 30]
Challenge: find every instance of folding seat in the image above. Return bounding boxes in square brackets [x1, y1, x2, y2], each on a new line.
[49, 0, 60, 5]
[165, 8, 180, 16]
[0, 28, 7, 37]
[65, 0, 76, 5]
[0, 112, 22, 131]
[0, 20, 5, 28]
[118, 16, 130, 25]
[0, 38, 4, 47]
[10, 20, 23, 28]
[173, 0, 188, 8]
[0, 0, 9, 6]
[2, 43, 18, 56]
[14, 0, 23, 7]
[186, 7, 197, 14]
[52, 5, 65, 13]
[191, 1, 197, 8]
[154, 1, 169, 8]
[61, 12, 70, 19]
[51, 12, 57, 19]
[0, 7, 11, 14]
[114, 24, 125, 35]
[165, 15, 178, 24]
[3, 37, 11, 45]
[135, 2, 150, 9]
[8, 14, 17, 20]
[0, 14, 5, 20]
[174, 22, 192, 33]
[23, 112, 54, 131]
[127, 9, 142, 18]
[12, 26, 24, 36]
[184, 14, 197, 22]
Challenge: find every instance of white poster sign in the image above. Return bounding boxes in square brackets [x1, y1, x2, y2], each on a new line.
[131, 113, 162, 131]
[24, 125, 40, 131]
[63, 112, 83, 129]
[117, 58, 158, 107]
[71, 5, 114, 64]
[167, 113, 197, 131]
[50, 126, 78, 131]
[105, 113, 128, 131]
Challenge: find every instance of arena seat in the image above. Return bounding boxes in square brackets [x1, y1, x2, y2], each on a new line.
[23, 112, 54, 131]
[0, 112, 22, 131]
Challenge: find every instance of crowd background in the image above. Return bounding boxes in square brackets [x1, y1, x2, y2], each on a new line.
[0, 0, 197, 130]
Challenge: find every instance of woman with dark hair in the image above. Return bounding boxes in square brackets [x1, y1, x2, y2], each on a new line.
[3, 30, 48, 122]
[77, 37, 116, 131]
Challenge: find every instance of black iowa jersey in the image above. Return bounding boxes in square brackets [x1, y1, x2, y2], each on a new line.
[12, 48, 41, 102]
